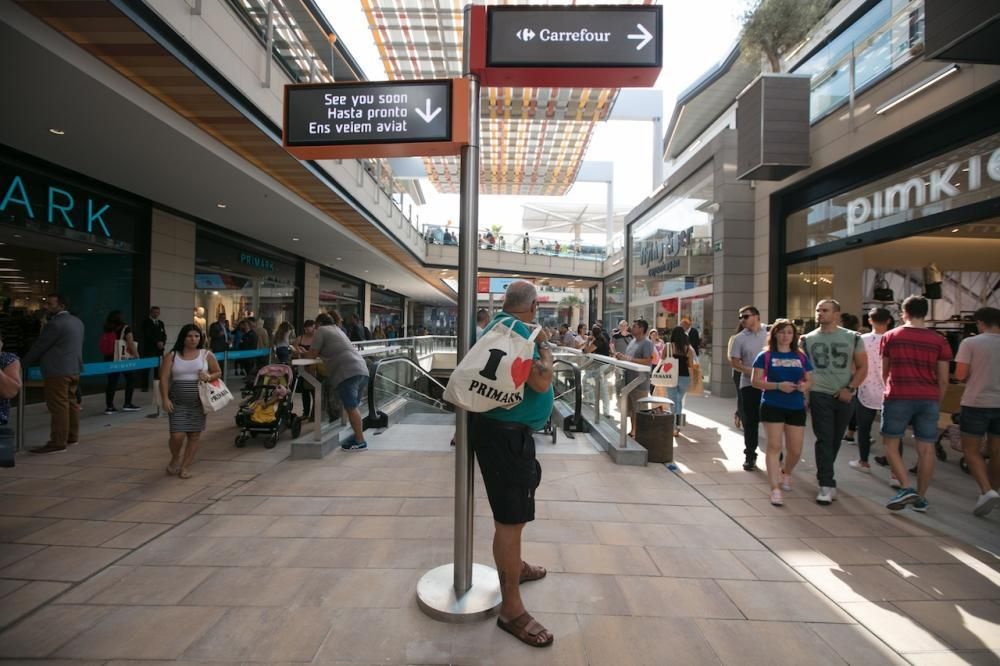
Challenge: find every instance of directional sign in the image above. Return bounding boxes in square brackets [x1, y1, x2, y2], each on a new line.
[468, 5, 663, 88]
[282, 79, 470, 160]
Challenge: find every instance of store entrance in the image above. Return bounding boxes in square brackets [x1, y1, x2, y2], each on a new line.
[785, 217, 1000, 333]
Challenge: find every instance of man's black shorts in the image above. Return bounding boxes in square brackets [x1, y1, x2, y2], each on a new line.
[760, 403, 808, 427]
[470, 415, 542, 525]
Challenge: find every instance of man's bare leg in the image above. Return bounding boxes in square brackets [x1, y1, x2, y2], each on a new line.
[493, 521, 552, 644]
[883, 436, 909, 487]
[914, 441, 935, 497]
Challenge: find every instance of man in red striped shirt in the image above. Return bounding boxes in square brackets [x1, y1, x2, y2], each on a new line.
[879, 296, 952, 512]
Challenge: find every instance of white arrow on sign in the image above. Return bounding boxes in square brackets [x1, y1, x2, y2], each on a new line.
[414, 99, 442, 123]
[627, 23, 653, 51]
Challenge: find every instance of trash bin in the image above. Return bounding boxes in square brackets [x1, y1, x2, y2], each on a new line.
[634, 397, 675, 463]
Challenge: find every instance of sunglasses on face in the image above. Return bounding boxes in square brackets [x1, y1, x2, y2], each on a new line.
[739, 313, 754, 320]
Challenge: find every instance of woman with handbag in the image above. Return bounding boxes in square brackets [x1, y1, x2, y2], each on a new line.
[160, 324, 222, 479]
[101, 311, 140, 415]
[666, 327, 696, 437]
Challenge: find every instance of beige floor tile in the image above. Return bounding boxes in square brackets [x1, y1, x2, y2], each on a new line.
[339, 515, 437, 539]
[0, 580, 70, 628]
[452, 611, 586, 665]
[107, 501, 204, 524]
[246, 496, 333, 515]
[15, 518, 136, 547]
[198, 495, 268, 515]
[0, 542, 45, 569]
[717, 580, 854, 622]
[0, 515, 59, 541]
[536, 500, 625, 522]
[320, 497, 404, 515]
[259, 515, 353, 537]
[54, 565, 135, 604]
[903, 649, 1000, 665]
[186, 514, 279, 537]
[577, 615, 721, 665]
[801, 537, 921, 565]
[646, 547, 756, 580]
[396, 497, 454, 516]
[796, 564, 933, 603]
[806, 514, 912, 537]
[696, 619, 849, 666]
[37, 498, 138, 521]
[0, 464, 78, 480]
[616, 503, 735, 526]
[591, 521, 680, 547]
[731, 550, 803, 581]
[0, 604, 114, 657]
[880, 537, 969, 565]
[274, 537, 378, 569]
[0, 545, 128, 582]
[314, 606, 455, 664]
[697, 484, 771, 500]
[617, 576, 742, 618]
[893, 601, 1000, 649]
[0, 494, 68, 516]
[558, 543, 658, 576]
[711, 499, 764, 516]
[808, 622, 909, 665]
[180, 536, 288, 567]
[522, 519, 599, 544]
[743, 497, 848, 516]
[88, 565, 215, 605]
[520, 541, 565, 574]
[55, 605, 226, 660]
[182, 566, 312, 606]
[671, 524, 764, 550]
[0, 578, 26, 598]
[518, 572, 630, 615]
[899, 564, 1000, 601]
[99, 523, 170, 549]
[839, 601, 951, 652]
[55, 481, 137, 499]
[292, 568, 418, 608]
[182, 607, 334, 662]
[363, 537, 452, 570]
[736, 515, 835, 539]
[116, 480, 208, 503]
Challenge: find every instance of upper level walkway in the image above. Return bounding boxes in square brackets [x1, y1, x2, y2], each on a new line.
[2, 376, 998, 664]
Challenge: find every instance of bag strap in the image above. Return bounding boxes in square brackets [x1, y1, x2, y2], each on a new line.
[495, 315, 541, 344]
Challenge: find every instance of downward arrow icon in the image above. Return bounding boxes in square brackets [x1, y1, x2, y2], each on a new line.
[627, 23, 653, 51]
[414, 99, 442, 123]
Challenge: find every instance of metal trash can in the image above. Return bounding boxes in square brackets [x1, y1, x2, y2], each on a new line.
[635, 397, 675, 463]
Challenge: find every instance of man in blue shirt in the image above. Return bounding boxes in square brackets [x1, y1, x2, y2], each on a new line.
[472, 280, 554, 648]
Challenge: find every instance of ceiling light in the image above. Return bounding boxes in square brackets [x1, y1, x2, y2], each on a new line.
[292, 237, 300, 241]
[216, 202, 227, 209]
[335, 257, 342, 261]
[364, 270, 369, 273]
[12, 234, 21, 239]
[0, 268, 20, 272]
[48, 128, 65, 136]
[87, 248, 94, 252]
[0, 257, 12, 261]
[875, 65, 959, 115]
[951, 228, 960, 233]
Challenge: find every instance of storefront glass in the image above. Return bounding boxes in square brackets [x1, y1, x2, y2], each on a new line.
[370, 288, 403, 336]
[603, 271, 625, 330]
[319, 271, 362, 323]
[194, 232, 298, 337]
[786, 132, 1000, 252]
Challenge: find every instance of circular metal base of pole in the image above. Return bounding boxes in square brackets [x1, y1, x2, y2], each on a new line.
[416, 563, 501, 623]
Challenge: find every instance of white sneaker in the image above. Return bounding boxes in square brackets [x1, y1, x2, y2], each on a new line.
[770, 489, 784, 506]
[816, 486, 837, 505]
[890, 476, 902, 489]
[780, 474, 793, 492]
[848, 459, 872, 473]
[974, 489, 1000, 517]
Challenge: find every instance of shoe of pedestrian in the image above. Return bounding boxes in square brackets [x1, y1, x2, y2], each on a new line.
[780, 473, 793, 492]
[122, 404, 141, 412]
[770, 489, 784, 506]
[911, 496, 929, 513]
[29, 444, 67, 455]
[742, 456, 757, 471]
[974, 489, 1000, 517]
[341, 439, 368, 451]
[889, 476, 902, 489]
[874, 455, 889, 467]
[887, 487, 919, 510]
[104, 407, 118, 415]
[848, 459, 872, 473]
[843, 433, 855, 443]
[816, 486, 837, 505]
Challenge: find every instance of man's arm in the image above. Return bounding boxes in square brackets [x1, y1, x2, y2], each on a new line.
[21, 321, 58, 368]
[882, 355, 891, 385]
[526, 329, 553, 393]
[849, 346, 868, 389]
[953, 362, 969, 382]
[936, 360, 950, 398]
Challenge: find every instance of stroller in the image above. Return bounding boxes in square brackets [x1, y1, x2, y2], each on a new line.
[942, 412, 991, 474]
[234, 364, 302, 448]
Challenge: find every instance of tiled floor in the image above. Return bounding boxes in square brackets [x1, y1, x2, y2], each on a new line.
[1, 395, 998, 664]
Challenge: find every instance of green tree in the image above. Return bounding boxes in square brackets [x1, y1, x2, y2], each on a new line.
[739, 0, 830, 72]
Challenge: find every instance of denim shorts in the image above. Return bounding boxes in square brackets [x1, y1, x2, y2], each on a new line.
[336, 375, 368, 410]
[881, 399, 939, 442]
[959, 406, 1000, 437]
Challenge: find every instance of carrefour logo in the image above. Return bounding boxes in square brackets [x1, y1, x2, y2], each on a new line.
[516, 28, 535, 42]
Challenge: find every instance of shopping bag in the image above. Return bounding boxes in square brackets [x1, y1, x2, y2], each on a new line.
[650, 358, 678, 388]
[688, 362, 704, 396]
[113, 327, 136, 361]
[443, 316, 540, 412]
[199, 378, 233, 413]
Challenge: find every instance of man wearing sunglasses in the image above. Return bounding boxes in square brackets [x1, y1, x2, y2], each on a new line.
[730, 306, 768, 470]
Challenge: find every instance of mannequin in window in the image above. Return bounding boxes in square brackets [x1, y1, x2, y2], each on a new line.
[193, 306, 207, 332]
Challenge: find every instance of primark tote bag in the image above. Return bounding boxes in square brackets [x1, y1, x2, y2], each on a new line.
[443, 316, 541, 412]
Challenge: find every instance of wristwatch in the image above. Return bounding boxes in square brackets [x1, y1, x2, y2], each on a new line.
[844, 386, 857, 395]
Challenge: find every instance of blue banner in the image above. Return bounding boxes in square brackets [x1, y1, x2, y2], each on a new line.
[221, 349, 271, 360]
[25, 348, 271, 380]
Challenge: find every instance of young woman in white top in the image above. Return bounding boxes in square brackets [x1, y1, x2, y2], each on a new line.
[849, 308, 892, 472]
[159, 324, 221, 478]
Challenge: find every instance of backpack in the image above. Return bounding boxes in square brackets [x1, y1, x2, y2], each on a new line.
[98, 331, 117, 356]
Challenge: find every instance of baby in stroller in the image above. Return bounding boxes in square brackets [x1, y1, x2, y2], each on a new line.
[234, 364, 302, 448]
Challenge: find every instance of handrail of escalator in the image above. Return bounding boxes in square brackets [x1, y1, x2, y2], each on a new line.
[363, 356, 451, 429]
[552, 358, 585, 432]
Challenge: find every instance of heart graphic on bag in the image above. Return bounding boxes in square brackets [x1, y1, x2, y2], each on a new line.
[662, 363, 673, 372]
[511, 357, 532, 388]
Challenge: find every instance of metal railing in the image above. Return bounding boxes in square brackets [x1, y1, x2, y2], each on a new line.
[364, 356, 452, 429]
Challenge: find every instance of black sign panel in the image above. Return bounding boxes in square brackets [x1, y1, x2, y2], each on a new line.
[285, 80, 452, 147]
[487, 6, 661, 68]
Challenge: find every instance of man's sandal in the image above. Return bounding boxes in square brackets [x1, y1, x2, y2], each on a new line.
[496, 612, 553, 648]
[519, 561, 547, 584]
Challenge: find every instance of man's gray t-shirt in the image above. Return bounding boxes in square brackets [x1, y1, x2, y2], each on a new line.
[731, 327, 768, 388]
[956, 332, 1000, 407]
[800, 327, 863, 395]
[311, 325, 369, 387]
[624, 337, 655, 386]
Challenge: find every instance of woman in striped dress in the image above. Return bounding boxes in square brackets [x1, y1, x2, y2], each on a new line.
[159, 324, 222, 479]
